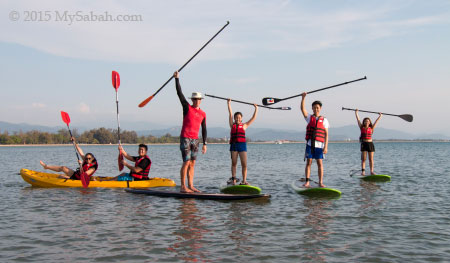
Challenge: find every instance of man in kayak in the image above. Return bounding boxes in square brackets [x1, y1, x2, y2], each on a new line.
[39, 137, 98, 180]
[109, 144, 151, 181]
[300, 92, 329, 188]
[174, 71, 207, 193]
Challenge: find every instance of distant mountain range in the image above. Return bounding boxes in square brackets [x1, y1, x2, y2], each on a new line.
[1, 121, 449, 141]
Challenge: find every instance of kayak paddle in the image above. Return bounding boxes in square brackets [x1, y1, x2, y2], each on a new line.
[112, 71, 124, 171]
[205, 94, 291, 110]
[138, 21, 230, 108]
[342, 107, 413, 122]
[262, 76, 367, 105]
[60, 111, 89, 187]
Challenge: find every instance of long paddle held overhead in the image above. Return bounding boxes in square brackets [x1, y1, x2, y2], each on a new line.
[205, 94, 291, 110]
[262, 76, 367, 106]
[112, 71, 124, 171]
[139, 21, 230, 108]
[342, 107, 413, 122]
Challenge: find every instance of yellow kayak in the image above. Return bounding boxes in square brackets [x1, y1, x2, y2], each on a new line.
[20, 169, 176, 188]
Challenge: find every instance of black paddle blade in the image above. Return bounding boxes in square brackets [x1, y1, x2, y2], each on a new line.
[262, 97, 280, 105]
[399, 114, 413, 122]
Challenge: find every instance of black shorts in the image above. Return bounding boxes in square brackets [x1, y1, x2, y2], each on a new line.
[360, 141, 375, 152]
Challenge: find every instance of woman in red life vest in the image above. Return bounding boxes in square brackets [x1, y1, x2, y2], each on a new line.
[111, 144, 152, 181]
[355, 109, 382, 175]
[227, 99, 258, 185]
[39, 137, 98, 180]
[300, 92, 329, 188]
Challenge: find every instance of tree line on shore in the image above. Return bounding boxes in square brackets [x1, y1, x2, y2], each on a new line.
[0, 128, 228, 145]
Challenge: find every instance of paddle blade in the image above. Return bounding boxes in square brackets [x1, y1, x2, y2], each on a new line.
[118, 153, 124, 171]
[262, 97, 279, 105]
[112, 71, 120, 90]
[138, 95, 154, 108]
[80, 172, 90, 188]
[399, 114, 413, 122]
[60, 111, 70, 125]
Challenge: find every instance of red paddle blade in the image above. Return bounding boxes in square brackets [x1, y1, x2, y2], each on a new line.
[112, 71, 120, 90]
[80, 172, 90, 188]
[138, 95, 154, 108]
[60, 111, 70, 125]
[118, 153, 124, 171]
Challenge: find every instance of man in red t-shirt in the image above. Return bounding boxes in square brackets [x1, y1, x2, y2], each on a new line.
[174, 71, 207, 193]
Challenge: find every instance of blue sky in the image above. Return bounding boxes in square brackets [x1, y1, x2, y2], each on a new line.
[1, 0, 449, 135]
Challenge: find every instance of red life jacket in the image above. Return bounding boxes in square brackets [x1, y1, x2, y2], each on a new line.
[230, 123, 246, 143]
[360, 126, 373, 141]
[305, 115, 326, 143]
[74, 161, 98, 179]
[131, 155, 151, 180]
[180, 105, 206, 139]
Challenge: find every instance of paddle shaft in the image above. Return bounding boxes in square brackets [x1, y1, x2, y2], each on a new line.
[205, 94, 290, 110]
[139, 21, 230, 107]
[286, 76, 367, 101]
[115, 91, 121, 144]
[65, 123, 83, 172]
[342, 107, 399, 117]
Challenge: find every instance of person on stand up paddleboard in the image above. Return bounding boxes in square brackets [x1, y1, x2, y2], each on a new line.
[174, 71, 207, 193]
[39, 137, 98, 180]
[300, 92, 329, 188]
[108, 144, 151, 181]
[355, 109, 382, 175]
[227, 99, 258, 186]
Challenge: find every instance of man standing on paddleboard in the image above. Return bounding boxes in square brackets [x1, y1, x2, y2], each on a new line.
[300, 92, 329, 188]
[174, 71, 207, 193]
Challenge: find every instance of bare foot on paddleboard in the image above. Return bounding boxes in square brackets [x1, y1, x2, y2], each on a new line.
[302, 182, 310, 188]
[319, 183, 326, 188]
[180, 186, 193, 193]
[189, 186, 201, 193]
[39, 161, 48, 169]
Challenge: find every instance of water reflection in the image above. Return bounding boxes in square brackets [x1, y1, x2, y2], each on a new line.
[169, 199, 210, 262]
[300, 198, 334, 263]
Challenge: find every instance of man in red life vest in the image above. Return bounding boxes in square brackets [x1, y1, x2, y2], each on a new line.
[300, 92, 329, 188]
[112, 144, 151, 181]
[174, 71, 207, 193]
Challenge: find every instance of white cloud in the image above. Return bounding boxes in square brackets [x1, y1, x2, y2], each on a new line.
[31, 102, 46, 108]
[79, 102, 90, 113]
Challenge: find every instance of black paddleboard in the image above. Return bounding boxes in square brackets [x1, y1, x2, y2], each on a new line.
[125, 188, 271, 200]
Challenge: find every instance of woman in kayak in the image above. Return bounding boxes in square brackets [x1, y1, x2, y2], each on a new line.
[39, 137, 98, 180]
[227, 99, 258, 185]
[355, 109, 382, 175]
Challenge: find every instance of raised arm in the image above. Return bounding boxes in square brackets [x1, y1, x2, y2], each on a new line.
[71, 137, 85, 159]
[118, 145, 135, 162]
[227, 99, 234, 128]
[174, 71, 189, 115]
[372, 113, 383, 130]
[355, 109, 362, 128]
[300, 92, 308, 118]
[243, 104, 258, 129]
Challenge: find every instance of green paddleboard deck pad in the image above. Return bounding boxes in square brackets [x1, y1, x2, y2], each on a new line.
[220, 185, 262, 195]
[359, 174, 391, 182]
[290, 181, 341, 198]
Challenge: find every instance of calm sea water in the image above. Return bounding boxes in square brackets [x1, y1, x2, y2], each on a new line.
[1, 142, 450, 262]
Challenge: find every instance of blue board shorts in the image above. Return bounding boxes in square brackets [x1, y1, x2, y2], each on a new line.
[230, 142, 247, 152]
[117, 173, 133, 181]
[180, 137, 199, 162]
[305, 145, 324, 160]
